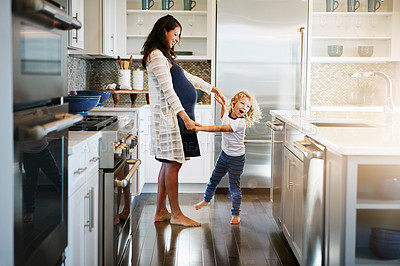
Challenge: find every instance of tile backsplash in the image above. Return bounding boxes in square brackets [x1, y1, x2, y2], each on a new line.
[310, 62, 399, 107]
[67, 56, 212, 105]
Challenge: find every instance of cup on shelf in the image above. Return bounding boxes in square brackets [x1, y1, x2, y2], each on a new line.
[347, 0, 360, 12]
[142, 0, 154, 10]
[327, 45, 343, 57]
[162, 0, 174, 10]
[184, 0, 197, 10]
[358, 46, 374, 57]
[326, 0, 339, 12]
[368, 0, 382, 12]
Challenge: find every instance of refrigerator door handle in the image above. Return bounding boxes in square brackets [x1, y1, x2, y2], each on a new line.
[300, 26, 307, 113]
[244, 139, 271, 144]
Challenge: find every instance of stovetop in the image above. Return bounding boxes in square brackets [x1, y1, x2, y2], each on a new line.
[69, 115, 118, 131]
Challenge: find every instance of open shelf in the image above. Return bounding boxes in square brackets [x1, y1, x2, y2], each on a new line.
[311, 57, 390, 63]
[356, 247, 400, 266]
[357, 192, 400, 209]
[127, 9, 207, 15]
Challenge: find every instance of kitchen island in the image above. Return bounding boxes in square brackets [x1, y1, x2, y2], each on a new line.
[270, 110, 400, 266]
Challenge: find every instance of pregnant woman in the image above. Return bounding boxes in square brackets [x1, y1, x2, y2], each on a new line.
[142, 15, 225, 227]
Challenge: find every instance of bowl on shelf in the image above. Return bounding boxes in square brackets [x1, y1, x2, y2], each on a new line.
[358, 46, 374, 57]
[327, 45, 343, 57]
[76, 90, 111, 107]
[370, 235, 400, 259]
[374, 177, 400, 200]
[371, 227, 400, 241]
[64, 95, 101, 115]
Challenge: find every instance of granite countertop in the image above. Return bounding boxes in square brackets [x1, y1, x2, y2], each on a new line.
[271, 110, 400, 156]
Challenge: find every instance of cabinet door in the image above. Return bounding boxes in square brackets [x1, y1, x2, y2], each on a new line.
[84, 172, 99, 266]
[103, 0, 117, 56]
[68, 0, 84, 49]
[66, 186, 85, 266]
[282, 147, 295, 239]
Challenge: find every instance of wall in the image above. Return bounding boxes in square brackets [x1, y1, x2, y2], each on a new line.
[310, 62, 400, 107]
[68, 56, 212, 105]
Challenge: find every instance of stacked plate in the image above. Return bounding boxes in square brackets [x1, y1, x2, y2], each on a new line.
[370, 227, 400, 259]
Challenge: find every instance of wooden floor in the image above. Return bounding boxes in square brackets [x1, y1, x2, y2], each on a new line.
[121, 192, 299, 266]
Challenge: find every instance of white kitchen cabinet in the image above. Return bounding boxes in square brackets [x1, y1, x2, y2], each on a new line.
[309, 0, 400, 62]
[138, 105, 214, 184]
[68, 0, 84, 50]
[122, 0, 215, 60]
[69, 0, 124, 57]
[282, 146, 304, 263]
[66, 132, 101, 266]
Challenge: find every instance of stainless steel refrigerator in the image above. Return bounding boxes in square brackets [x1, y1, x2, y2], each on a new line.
[215, 0, 309, 188]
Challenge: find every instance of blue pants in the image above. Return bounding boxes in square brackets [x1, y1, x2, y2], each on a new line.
[204, 150, 245, 215]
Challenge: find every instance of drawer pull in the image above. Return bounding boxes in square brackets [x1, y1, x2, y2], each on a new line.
[89, 156, 100, 162]
[74, 167, 87, 175]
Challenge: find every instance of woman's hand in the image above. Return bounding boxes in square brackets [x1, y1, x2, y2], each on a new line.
[178, 110, 201, 132]
[211, 87, 226, 106]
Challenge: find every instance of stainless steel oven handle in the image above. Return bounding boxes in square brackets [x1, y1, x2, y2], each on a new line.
[22, 0, 82, 30]
[114, 159, 141, 188]
[244, 139, 271, 144]
[24, 114, 83, 140]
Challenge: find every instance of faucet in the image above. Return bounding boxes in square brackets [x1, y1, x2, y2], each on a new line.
[349, 71, 395, 114]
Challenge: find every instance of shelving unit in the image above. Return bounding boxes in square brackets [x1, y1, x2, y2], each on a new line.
[123, 0, 214, 60]
[309, 0, 400, 62]
[345, 157, 400, 265]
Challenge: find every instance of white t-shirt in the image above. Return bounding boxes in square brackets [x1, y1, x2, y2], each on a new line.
[221, 112, 246, 156]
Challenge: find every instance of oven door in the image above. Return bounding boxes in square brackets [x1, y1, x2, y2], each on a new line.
[14, 104, 82, 266]
[102, 159, 141, 266]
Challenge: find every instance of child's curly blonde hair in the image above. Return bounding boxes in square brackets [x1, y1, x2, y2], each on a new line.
[227, 90, 261, 127]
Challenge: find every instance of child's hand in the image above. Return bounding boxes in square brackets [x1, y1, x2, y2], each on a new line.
[194, 122, 202, 133]
[215, 95, 225, 106]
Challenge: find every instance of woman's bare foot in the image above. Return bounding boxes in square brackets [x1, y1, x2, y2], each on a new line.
[154, 210, 171, 222]
[194, 200, 210, 210]
[170, 214, 201, 227]
[119, 210, 130, 220]
[23, 213, 34, 223]
[230, 215, 240, 225]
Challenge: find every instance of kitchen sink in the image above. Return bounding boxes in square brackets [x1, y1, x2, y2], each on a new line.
[310, 121, 375, 128]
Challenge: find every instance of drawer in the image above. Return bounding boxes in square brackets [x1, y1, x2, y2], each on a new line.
[68, 144, 87, 197]
[285, 124, 305, 160]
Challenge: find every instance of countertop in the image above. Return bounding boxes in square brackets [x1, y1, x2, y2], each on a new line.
[68, 131, 102, 155]
[91, 103, 212, 112]
[271, 110, 400, 156]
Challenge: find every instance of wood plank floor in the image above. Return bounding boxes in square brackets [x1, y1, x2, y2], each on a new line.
[121, 192, 299, 266]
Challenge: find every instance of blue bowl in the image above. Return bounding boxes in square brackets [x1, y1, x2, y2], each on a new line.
[76, 90, 111, 107]
[372, 227, 400, 242]
[64, 95, 101, 115]
[370, 236, 400, 259]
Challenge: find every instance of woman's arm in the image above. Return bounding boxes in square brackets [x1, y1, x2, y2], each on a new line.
[215, 95, 226, 119]
[196, 124, 233, 133]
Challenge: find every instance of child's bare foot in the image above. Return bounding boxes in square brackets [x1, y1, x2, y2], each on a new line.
[170, 214, 201, 227]
[23, 213, 34, 223]
[154, 210, 171, 222]
[194, 200, 210, 210]
[230, 215, 240, 225]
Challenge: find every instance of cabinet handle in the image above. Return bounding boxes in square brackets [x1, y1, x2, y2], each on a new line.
[74, 167, 87, 175]
[90, 156, 100, 162]
[289, 161, 296, 186]
[84, 191, 90, 228]
[89, 187, 94, 232]
[110, 34, 115, 53]
[73, 13, 78, 42]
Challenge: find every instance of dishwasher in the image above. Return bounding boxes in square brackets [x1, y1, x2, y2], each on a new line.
[294, 136, 326, 266]
[267, 120, 285, 228]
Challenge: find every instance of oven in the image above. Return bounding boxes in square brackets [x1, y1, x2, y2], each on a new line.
[12, 1, 81, 265]
[69, 115, 140, 266]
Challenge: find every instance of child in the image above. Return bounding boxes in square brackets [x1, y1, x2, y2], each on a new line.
[194, 91, 261, 224]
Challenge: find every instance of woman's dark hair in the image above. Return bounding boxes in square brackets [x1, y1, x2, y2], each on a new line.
[141, 15, 182, 68]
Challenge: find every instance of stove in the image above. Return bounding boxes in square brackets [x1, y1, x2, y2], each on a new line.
[68, 115, 118, 131]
